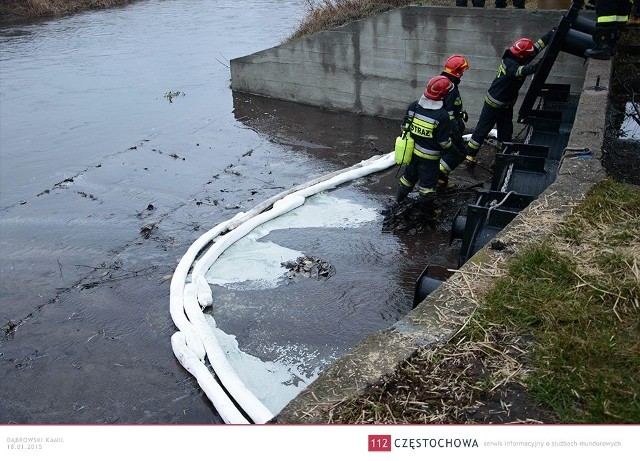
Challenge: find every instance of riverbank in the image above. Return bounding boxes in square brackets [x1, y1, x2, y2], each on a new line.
[288, 1, 559, 41]
[0, 0, 563, 27]
[0, 0, 141, 22]
[328, 178, 640, 424]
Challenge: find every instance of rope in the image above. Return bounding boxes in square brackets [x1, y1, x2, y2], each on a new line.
[486, 190, 515, 221]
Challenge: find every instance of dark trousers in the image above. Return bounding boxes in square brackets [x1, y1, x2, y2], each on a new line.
[467, 102, 514, 156]
[456, 0, 486, 6]
[399, 155, 440, 200]
[495, 0, 526, 7]
[440, 121, 467, 174]
[594, 0, 632, 20]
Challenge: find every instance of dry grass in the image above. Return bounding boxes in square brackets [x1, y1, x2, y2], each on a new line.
[288, 0, 561, 42]
[0, 0, 139, 20]
[289, 0, 415, 41]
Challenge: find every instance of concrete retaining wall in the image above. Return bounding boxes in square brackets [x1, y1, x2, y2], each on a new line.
[231, 6, 592, 127]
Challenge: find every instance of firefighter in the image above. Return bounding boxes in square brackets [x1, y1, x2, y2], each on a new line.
[495, 0, 525, 8]
[437, 55, 470, 190]
[395, 76, 461, 215]
[456, 1, 526, 9]
[456, 0, 486, 6]
[584, 0, 633, 59]
[465, 30, 554, 166]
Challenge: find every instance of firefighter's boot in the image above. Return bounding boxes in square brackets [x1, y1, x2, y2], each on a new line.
[464, 154, 477, 170]
[437, 163, 451, 190]
[395, 182, 413, 204]
[465, 141, 480, 170]
[417, 191, 439, 218]
[436, 171, 449, 190]
[585, 25, 617, 60]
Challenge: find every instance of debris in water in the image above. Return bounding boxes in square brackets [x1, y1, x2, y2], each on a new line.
[281, 256, 335, 281]
[381, 198, 439, 233]
[140, 223, 157, 239]
[163, 90, 184, 103]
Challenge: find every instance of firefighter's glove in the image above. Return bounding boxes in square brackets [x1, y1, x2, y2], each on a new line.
[536, 29, 555, 51]
[460, 110, 468, 123]
[524, 61, 539, 75]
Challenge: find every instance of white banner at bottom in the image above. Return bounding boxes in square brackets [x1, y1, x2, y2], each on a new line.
[1, 424, 637, 460]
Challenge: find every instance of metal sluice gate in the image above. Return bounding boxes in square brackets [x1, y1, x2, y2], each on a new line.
[413, 1, 596, 307]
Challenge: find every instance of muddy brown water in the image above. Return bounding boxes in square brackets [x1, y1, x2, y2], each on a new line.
[0, 0, 491, 423]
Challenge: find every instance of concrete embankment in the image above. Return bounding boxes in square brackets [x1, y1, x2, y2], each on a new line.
[230, 5, 609, 423]
[231, 6, 591, 125]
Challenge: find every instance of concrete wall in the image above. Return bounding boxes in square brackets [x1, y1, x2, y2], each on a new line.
[230, 6, 592, 127]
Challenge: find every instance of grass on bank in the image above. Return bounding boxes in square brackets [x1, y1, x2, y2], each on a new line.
[332, 178, 640, 424]
[288, 0, 549, 41]
[0, 0, 138, 19]
[484, 179, 640, 422]
[290, 0, 415, 41]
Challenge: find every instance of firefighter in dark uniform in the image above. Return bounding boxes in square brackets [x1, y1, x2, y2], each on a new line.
[437, 55, 470, 189]
[585, 0, 633, 60]
[457, 0, 525, 6]
[495, 0, 525, 8]
[465, 30, 554, 165]
[395, 76, 461, 214]
[456, 0, 486, 6]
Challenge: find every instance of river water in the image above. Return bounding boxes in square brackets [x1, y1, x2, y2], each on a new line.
[0, 0, 471, 423]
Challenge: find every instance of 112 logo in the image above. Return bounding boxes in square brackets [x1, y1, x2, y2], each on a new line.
[368, 434, 392, 452]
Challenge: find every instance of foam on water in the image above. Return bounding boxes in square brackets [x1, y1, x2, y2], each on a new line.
[205, 193, 379, 290]
[205, 316, 336, 414]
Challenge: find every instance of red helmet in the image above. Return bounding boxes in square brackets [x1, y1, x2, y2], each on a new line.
[424, 76, 453, 101]
[509, 38, 536, 60]
[443, 55, 469, 78]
